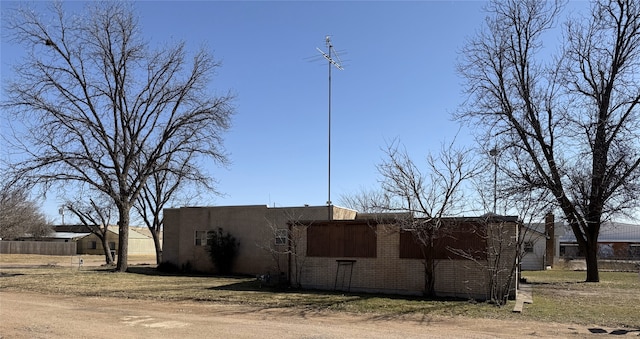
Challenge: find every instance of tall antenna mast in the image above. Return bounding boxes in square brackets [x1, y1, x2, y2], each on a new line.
[316, 35, 343, 220]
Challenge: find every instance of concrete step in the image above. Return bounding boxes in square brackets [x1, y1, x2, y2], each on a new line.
[513, 284, 533, 313]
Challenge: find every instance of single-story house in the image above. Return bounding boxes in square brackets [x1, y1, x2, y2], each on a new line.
[294, 215, 518, 299]
[520, 213, 565, 271]
[1, 225, 156, 256]
[49, 225, 157, 255]
[0, 231, 88, 255]
[162, 205, 519, 300]
[162, 205, 357, 274]
[559, 221, 640, 260]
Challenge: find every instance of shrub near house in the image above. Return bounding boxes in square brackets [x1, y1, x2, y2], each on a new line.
[207, 228, 239, 274]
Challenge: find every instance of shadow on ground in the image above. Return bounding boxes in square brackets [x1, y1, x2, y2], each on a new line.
[588, 328, 640, 335]
[0, 272, 24, 277]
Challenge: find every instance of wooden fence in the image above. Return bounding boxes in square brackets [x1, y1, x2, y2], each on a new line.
[0, 241, 77, 255]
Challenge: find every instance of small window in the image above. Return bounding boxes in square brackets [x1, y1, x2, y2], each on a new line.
[524, 241, 534, 253]
[275, 229, 288, 245]
[90, 241, 97, 250]
[109, 242, 116, 251]
[195, 231, 208, 246]
[560, 244, 581, 257]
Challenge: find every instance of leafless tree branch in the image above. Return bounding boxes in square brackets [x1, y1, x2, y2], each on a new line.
[458, 0, 640, 282]
[2, 2, 235, 271]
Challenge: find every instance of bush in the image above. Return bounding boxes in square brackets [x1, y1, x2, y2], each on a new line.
[207, 228, 240, 274]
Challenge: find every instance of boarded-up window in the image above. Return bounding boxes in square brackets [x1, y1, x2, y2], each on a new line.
[307, 222, 376, 257]
[399, 230, 424, 259]
[399, 222, 487, 260]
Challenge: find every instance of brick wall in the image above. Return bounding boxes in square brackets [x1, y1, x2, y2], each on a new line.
[297, 220, 518, 300]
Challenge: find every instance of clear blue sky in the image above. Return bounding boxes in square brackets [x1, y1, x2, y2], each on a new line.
[1, 1, 591, 223]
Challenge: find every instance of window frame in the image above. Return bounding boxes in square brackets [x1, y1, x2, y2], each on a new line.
[275, 229, 288, 246]
[195, 230, 208, 246]
[523, 241, 534, 253]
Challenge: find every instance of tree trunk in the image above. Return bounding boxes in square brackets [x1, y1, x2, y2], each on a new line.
[100, 235, 114, 265]
[151, 230, 162, 265]
[568, 218, 601, 283]
[423, 258, 435, 297]
[584, 238, 600, 282]
[115, 203, 131, 272]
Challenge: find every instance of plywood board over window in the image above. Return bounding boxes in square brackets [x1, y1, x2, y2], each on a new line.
[307, 222, 377, 258]
[399, 222, 487, 260]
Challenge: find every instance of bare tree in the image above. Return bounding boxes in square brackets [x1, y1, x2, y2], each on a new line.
[133, 170, 170, 265]
[443, 148, 557, 305]
[3, 2, 234, 271]
[65, 193, 117, 265]
[339, 187, 390, 214]
[372, 139, 480, 296]
[458, 0, 640, 282]
[502, 173, 559, 269]
[485, 218, 517, 305]
[474, 145, 558, 263]
[448, 216, 519, 305]
[260, 210, 313, 288]
[457, 150, 556, 304]
[0, 183, 51, 240]
[133, 151, 209, 265]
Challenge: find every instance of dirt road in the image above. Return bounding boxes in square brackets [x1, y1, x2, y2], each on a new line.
[2, 291, 632, 338]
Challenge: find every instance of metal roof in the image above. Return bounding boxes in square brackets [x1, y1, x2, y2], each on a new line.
[47, 232, 91, 239]
[560, 222, 640, 242]
[524, 222, 566, 236]
[51, 226, 152, 239]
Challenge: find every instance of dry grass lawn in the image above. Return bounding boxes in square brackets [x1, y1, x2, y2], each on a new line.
[1, 254, 638, 329]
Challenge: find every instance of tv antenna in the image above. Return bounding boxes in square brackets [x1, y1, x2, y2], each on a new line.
[316, 35, 344, 220]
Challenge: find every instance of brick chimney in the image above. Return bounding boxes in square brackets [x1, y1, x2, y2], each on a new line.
[545, 213, 555, 268]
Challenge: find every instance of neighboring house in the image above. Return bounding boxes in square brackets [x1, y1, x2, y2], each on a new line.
[520, 214, 565, 271]
[2, 225, 156, 256]
[17, 231, 91, 243]
[53, 225, 117, 256]
[163, 204, 519, 300]
[52, 225, 157, 256]
[1, 231, 87, 255]
[559, 221, 640, 260]
[519, 225, 546, 271]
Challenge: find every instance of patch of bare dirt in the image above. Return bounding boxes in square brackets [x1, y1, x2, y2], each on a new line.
[2, 291, 636, 338]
